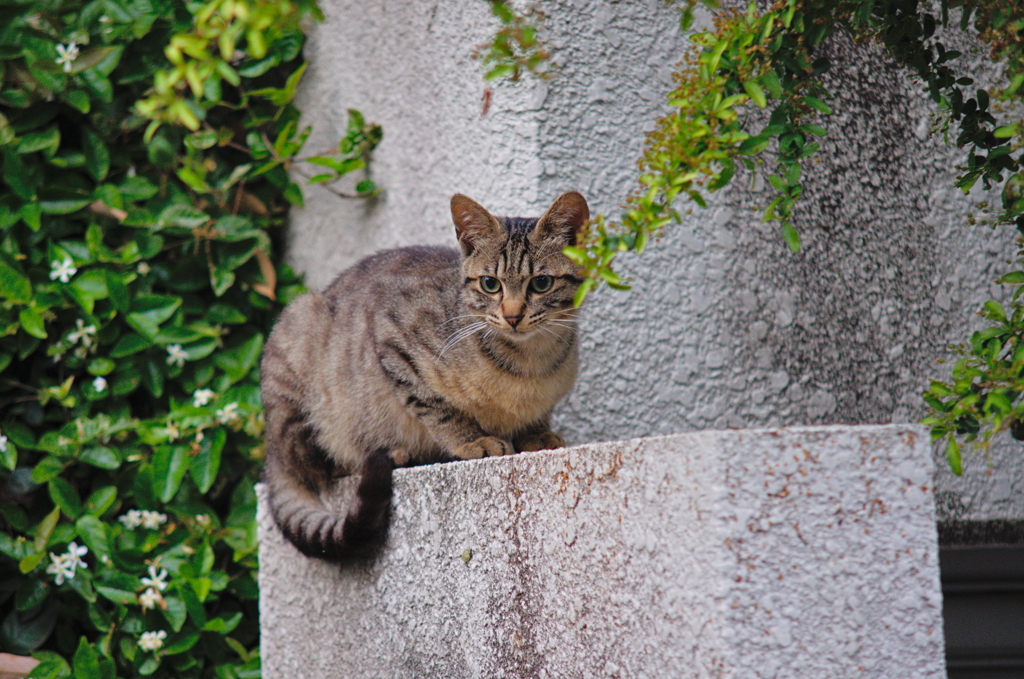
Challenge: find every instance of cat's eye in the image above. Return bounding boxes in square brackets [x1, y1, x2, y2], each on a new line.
[529, 276, 554, 293]
[479, 276, 501, 293]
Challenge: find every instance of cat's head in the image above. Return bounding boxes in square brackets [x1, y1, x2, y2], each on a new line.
[450, 191, 589, 337]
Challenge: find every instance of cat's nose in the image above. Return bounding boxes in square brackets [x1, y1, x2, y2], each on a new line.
[504, 314, 522, 328]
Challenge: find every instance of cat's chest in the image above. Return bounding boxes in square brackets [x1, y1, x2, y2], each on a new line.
[428, 361, 572, 435]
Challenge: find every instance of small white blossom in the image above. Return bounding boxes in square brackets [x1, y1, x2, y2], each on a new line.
[195, 514, 211, 528]
[119, 510, 144, 529]
[215, 402, 240, 424]
[67, 542, 88, 570]
[0, 434, 7, 454]
[136, 261, 150, 275]
[138, 587, 163, 611]
[166, 344, 189, 367]
[67, 319, 97, 348]
[119, 509, 169, 530]
[92, 376, 107, 392]
[192, 388, 215, 407]
[138, 630, 167, 652]
[45, 553, 76, 585]
[55, 42, 80, 73]
[141, 565, 169, 591]
[140, 511, 167, 530]
[49, 257, 77, 283]
[195, 429, 205, 443]
[163, 423, 179, 441]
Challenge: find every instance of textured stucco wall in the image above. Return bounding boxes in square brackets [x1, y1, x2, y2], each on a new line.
[287, 0, 1022, 523]
[258, 425, 945, 678]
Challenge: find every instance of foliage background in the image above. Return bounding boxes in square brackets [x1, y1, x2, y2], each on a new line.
[0, 0, 376, 674]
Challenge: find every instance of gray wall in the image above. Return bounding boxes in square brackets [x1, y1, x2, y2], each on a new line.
[259, 426, 945, 678]
[288, 0, 1022, 523]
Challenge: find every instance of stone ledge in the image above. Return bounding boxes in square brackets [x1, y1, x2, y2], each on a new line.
[258, 425, 945, 678]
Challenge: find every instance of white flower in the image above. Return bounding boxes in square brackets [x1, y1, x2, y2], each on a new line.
[136, 261, 150, 275]
[140, 511, 167, 530]
[49, 257, 77, 283]
[67, 319, 97, 348]
[119, 509, 168, 530]
[141, 565, 169, 591]
[215, 402, 239, 424]
[163, 423, 179, 441]
[166, 344, 189, 367]
[55, 42, 80, 73]
[195, 514, 210, 528]
[45, 553, 76, 585]
[138, 587, 163, 611]
[192, 388, 215, 407]
[138, 630, 167, 652]
[0, 434, 7, 454]
[92, 376, 107, 392]
[119, 510, 144, 529]
[67, 542, 88, 570]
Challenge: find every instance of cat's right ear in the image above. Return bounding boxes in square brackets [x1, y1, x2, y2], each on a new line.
[451, 194, 501, 256]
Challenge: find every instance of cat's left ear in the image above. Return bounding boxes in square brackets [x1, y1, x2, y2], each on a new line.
[451, 194, 503, 256]
[533, 191, 589, 246]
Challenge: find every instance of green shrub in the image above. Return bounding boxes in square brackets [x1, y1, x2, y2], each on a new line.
[0, 0, 377, 674]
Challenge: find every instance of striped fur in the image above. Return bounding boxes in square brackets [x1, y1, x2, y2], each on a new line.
[261, 192, 589, 561]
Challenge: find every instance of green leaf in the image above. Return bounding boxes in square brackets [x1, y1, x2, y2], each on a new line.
[17, 126, 60, 156]
[190, 428, 225, 493]
[19, 553, 45, 575]
[82, 128, 109, 182]
[20, 308, 50, 339]
[15, 580, 49, 612]
[213, 333, 264, 383]
[1, 599, 58, 654]
[946, 436, 962, 475]
[48, 479, 82, 519]
[0, 439, 16, 471]
[79, 446, 120, 470]
[25, 651, 69, 679]
[73, 636, 99, 679]
[737, 135, 770, 155]
[95, 587, 137, 606]
[803, 95, 832, 114]
[62, 90, 90, 114]
[31, 457, 65, 484]
[33, 507, 61, 554]
[74, 516, 110, 562]
[781, 222, 801, 252]
[153, 445, 191, 503]
[82, 486, 117, 517]
[743, 80, 767, 108]
[0, 251, 32, 303]
[162, 596, 187, 632]
[3, 151, 34, 200]
[110, 333, 150, 358]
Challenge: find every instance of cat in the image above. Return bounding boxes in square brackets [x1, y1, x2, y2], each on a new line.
[260, 191, 590, 561]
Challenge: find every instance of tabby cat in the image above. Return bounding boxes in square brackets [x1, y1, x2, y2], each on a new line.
[261, 191, 589, 561]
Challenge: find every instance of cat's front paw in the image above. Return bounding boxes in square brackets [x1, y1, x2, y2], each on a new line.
[453, 437, 514, 460]
[517, 431, 565, 452]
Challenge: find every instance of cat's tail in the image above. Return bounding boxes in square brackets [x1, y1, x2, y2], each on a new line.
[265, 449, 393, 562]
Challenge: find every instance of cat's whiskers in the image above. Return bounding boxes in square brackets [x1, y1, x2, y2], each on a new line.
[439, 321, 489, 357]
[437, 314, 490, 329]
[536, 324, 572, 350]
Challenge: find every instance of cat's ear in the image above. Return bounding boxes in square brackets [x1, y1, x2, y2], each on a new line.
[533, 191, 589, 246]
[451, 194, 502, 255]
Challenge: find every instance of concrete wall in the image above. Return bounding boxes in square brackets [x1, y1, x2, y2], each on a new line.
[258, 425, 945, 678]
[287, 0, 1023, 523]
